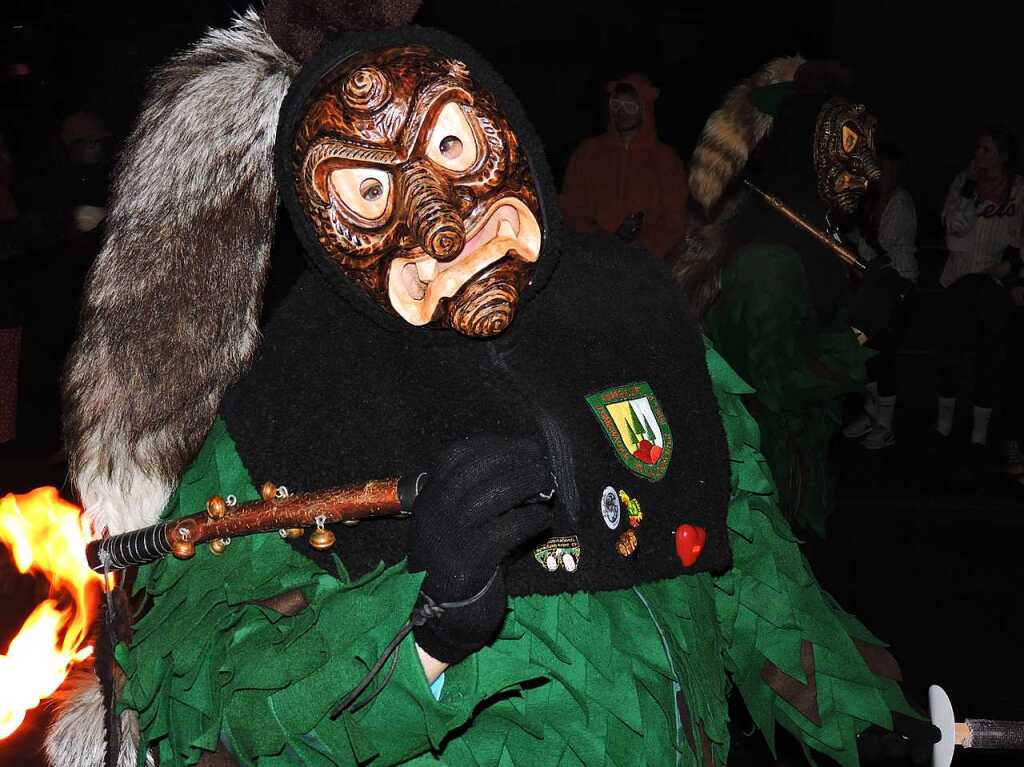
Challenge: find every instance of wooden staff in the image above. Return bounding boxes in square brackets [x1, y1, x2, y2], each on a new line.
[742, 179, 867, 271]
[85, 475, 423, 572]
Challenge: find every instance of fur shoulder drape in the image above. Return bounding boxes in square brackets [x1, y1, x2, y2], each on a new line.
[62, 10, 297, 540]
[49, 12, 296, 767]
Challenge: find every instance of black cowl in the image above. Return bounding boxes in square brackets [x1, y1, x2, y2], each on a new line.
[221, 27, 732, 596]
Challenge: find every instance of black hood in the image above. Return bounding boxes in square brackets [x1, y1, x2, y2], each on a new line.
[222, 27, 732, 597]
[737, 93, 852, 325]
[274, 26, 564, 339]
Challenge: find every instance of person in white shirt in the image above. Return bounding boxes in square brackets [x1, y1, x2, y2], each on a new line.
[934, 125, 1023, 476]
[941, 127, 1023, 287]
[843, 143, 917, 449]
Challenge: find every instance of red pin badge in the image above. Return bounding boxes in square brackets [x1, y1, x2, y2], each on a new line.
[674, 524, 706, 567]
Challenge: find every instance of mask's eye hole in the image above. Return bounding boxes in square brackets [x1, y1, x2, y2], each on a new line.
[360, 178, 384, 201]
[426, 101, 478, 173]
[329, 168, 392, 222]
[439, 135, 464, 160]
[842, 124, 859, 154]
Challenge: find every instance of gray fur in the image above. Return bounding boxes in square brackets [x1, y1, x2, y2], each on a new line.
[676, 55, 805, 319]
[52, 10, 296, 766]
[688, 55, 805, 214]
[671, 188, 748, 320]
[44, 669, 154, 767]
[63, 9, 297, 538]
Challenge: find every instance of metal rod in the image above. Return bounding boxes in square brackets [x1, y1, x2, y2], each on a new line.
[962, 718, 1024, 750]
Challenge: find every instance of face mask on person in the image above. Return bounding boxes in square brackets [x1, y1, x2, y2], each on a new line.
[609, 91, 642, 133]
[813, 98, 880, 214]
[292, 45, 543, 338]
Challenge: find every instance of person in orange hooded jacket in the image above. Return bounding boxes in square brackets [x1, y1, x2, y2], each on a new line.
[560, 73, 689, 259]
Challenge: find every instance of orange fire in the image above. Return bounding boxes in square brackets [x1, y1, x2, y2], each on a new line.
[0, 487, 105, 740]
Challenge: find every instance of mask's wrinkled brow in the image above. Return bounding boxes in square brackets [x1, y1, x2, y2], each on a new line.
[309, 80, 475, 169]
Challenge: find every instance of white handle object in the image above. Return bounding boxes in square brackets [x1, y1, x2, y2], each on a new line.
[929, 684, 956, 767]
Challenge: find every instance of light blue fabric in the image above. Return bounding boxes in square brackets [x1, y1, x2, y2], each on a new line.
[429, 673, 445, 701]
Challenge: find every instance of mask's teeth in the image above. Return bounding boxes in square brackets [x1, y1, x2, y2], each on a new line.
[416, 258, 437, 282]
[402, 263, 427, 300]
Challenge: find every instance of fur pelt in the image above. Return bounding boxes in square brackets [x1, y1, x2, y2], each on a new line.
[687, 55, 805, 214]
[44, 668, 154, 767]
[670, 188, 748, 320]
[63, 9, 297, 540]
[53, 11, 296, 767]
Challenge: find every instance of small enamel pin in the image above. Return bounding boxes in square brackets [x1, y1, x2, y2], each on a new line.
[615, 529, 638, 557]
[534, 536, 581, 573]
[674, 524, 707, 568]
[600, 486, 621, 529]
[618, 489, 643, 529]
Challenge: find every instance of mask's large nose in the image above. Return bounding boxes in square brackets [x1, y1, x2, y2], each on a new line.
[402, 161, 465, 260]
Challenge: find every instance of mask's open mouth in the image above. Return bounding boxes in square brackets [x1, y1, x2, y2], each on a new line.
[388, 197, 542, 326]
[834, 171, 870, 195]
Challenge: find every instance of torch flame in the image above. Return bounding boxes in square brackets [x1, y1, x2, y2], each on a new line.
[0, 487, 104, 740]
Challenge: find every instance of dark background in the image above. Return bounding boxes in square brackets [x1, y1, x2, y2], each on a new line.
[4, 2, 1015, 229]
[0, 1, 836, 177]
[2, 2, 1023, 766]
[6, 1, 1021, 240]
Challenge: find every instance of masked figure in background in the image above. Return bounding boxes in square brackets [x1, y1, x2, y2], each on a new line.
[561, 74, 690, 259]
[674, 60, 908, 536]
[49, 6, 933, 767]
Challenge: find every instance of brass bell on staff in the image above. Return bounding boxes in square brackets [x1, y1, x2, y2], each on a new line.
[171, 540, 195, 559]
[309, 516, 335, 550]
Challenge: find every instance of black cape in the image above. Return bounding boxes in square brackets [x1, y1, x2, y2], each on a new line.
[221, 27, 731, 597]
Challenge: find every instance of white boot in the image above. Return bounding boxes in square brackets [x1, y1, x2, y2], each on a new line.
[971, 405, 993, 446]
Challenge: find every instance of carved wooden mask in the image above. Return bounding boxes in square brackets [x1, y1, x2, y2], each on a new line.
[813, 98, 880, 214]
[292, 45, 542, 337]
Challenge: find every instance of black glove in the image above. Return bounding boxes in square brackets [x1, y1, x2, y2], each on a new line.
[849, 256, 911, 341]
[615, 211, 644, 241]
[960, 178, 977, 199]
[858, 712, 941, 764]
[407, 435, 555, 663]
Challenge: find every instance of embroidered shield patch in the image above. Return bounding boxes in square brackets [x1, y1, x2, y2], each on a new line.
[586, 381, 673, 481]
